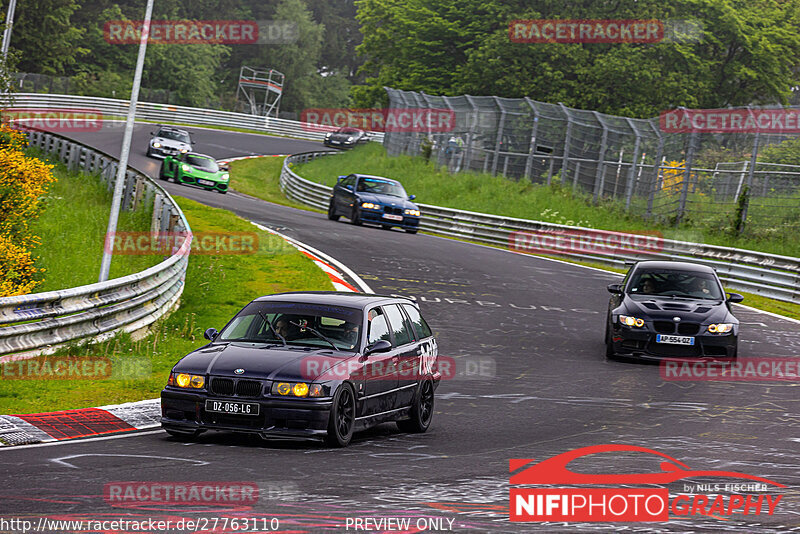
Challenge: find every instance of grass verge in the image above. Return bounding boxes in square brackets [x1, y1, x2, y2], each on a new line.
[29, 151, 159, 291]
[228, 155, 322, 212]
[0, 197, 333, 415]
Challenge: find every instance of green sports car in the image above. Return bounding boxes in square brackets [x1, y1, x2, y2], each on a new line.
[159, 152, 229, 194]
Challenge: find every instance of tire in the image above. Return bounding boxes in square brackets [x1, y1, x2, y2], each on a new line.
[328, 200, 340, 221]
[405, 228, 419, 234]
[397, 379, 434, 433]
[326, 383, 356, 447]
[219, 190, 227, 194]
[605, 321, 616, 359]
[164, 427, 200, 441]
[350, 208, 362, 226]
[158, 163, 168, 181]
[147, 148, 152, 158]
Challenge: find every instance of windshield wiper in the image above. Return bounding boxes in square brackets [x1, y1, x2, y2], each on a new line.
[289, 321, 339, 351]
[258, 310, 287, 347]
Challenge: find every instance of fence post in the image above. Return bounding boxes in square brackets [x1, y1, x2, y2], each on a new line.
[675, 121, 698, 226]
[738, 125, 760, 232]
[624, 118, 642, 210]
[464, 95, 479, 172]
[645, 132, 663, 219]
[491, 97, 506, 176]
[523, 98, 539, 182]
[558, 103, 573, 185]
[592, 111, 609, 202]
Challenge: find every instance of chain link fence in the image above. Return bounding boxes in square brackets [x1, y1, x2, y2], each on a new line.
[384, 88, 800, 232]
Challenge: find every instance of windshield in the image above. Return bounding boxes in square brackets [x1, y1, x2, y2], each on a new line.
[218, 301, 363, 351]
[628, 269, 724, 300]
[185, 155, 219, 172]
[356, 177, 407, 197]
[337, 128, 362, 134]
[158, 129, 191, 143]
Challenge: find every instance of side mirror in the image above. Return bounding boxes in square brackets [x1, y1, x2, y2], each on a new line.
[607, 283, 623, 294]
[727, 293, 744, 304]
[365, 339, 391, 355]
[408, 194, 416, 201]
[345, 184, 354, 191]
[204, 328, 219, 341]
[150, 131, 155, 135]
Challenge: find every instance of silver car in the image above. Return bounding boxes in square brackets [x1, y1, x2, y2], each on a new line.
[147, 126, 193, 158]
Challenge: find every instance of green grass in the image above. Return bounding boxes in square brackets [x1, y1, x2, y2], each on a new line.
[295, 143, 800, 258]
[30, 153, 159, 291]
[228, 156, 322, 212]
[0, 197, 333, 415]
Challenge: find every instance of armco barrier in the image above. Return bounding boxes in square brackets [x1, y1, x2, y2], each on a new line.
[280, 151, 800, 304]
[3, 93, 385, 143]
[0, 128, 191, 357]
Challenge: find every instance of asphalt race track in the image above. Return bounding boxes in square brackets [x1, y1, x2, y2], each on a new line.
[3, 123, 800, 532]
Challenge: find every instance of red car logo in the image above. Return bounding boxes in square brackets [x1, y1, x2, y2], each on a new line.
[510, 444, 785, 487]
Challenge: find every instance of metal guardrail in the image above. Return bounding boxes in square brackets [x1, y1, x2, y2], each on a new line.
[0, 128, 192, 357]
[3, 93, 385, 143]
[280, 151, 800, 304]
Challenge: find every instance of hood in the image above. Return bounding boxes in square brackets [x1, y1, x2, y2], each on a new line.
[173, 342, 358, 381]
[357, 192, 417, 210]
[329, 131, 360, 140]
[623, 296, 733, 323]
[152, 137, 191, 150]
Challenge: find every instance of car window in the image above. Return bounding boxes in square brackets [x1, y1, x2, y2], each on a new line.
[367, 307, 392, 345]
[340, 175, 355, 189]
[384, 304, 414, 346]
[628, 269, 723, 300]
[402, 304, 433, 339]
[158, 128, 190, 143]
[356, 178, 407, 197]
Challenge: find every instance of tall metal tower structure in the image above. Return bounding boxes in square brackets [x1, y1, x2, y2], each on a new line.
[236, 66, 284, 117]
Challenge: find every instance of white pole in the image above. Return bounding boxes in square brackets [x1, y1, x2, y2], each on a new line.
[99, 0, 155, 282]
[1, 0, 17, 59]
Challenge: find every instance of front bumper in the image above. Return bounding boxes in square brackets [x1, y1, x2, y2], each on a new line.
[161, 389, 332, 440]
[149, 146, 184, 158]
[176, 174, 228, 192]
[324, 139, 356, 149]
[610, 324, 737, 360]
[359, 209, 420, 230]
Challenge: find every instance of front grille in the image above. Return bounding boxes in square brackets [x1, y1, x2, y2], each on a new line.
[653, 321, 675, 334]
[211, 378, 234, 395]
[648, 342, 700, 357]
[384, 206, 403, 215]
[236, 380, 262, 397]
[677, 323, 700, 335]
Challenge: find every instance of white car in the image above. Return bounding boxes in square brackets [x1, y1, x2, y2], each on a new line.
[147, 126, 193, 158]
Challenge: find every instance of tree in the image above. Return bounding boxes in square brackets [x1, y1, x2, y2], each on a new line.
[353, 0, 800, 118]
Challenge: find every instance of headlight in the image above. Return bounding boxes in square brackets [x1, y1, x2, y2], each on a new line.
[325, 132, 332, 138]
[404, 209, 421, 216]
[362, 202, 378, 209]
[152, 142, 161, 148]
[619, 315, 645, 328]
[272, 381, 326, 397]
[221, 173, 229, 181]
[347, 136, 354, 142]
[168, 372, 204, 389]
[180, 147, 189, 153]
[708, 323, 734, 334]
[181, 164, 191, 172]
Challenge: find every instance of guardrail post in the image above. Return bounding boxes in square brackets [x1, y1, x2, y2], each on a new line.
[592, 112, 609, 201]
[624, 118, 642, 210]
[558, 103, 573, 185]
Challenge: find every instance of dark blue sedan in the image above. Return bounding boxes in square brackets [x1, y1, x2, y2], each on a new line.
[328, 174, 421, 234]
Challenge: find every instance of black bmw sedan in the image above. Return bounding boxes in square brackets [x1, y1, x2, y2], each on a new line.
[605, 261, 744, 361]
[161, 292, 440, 447]
[323, 127, 369, 148]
